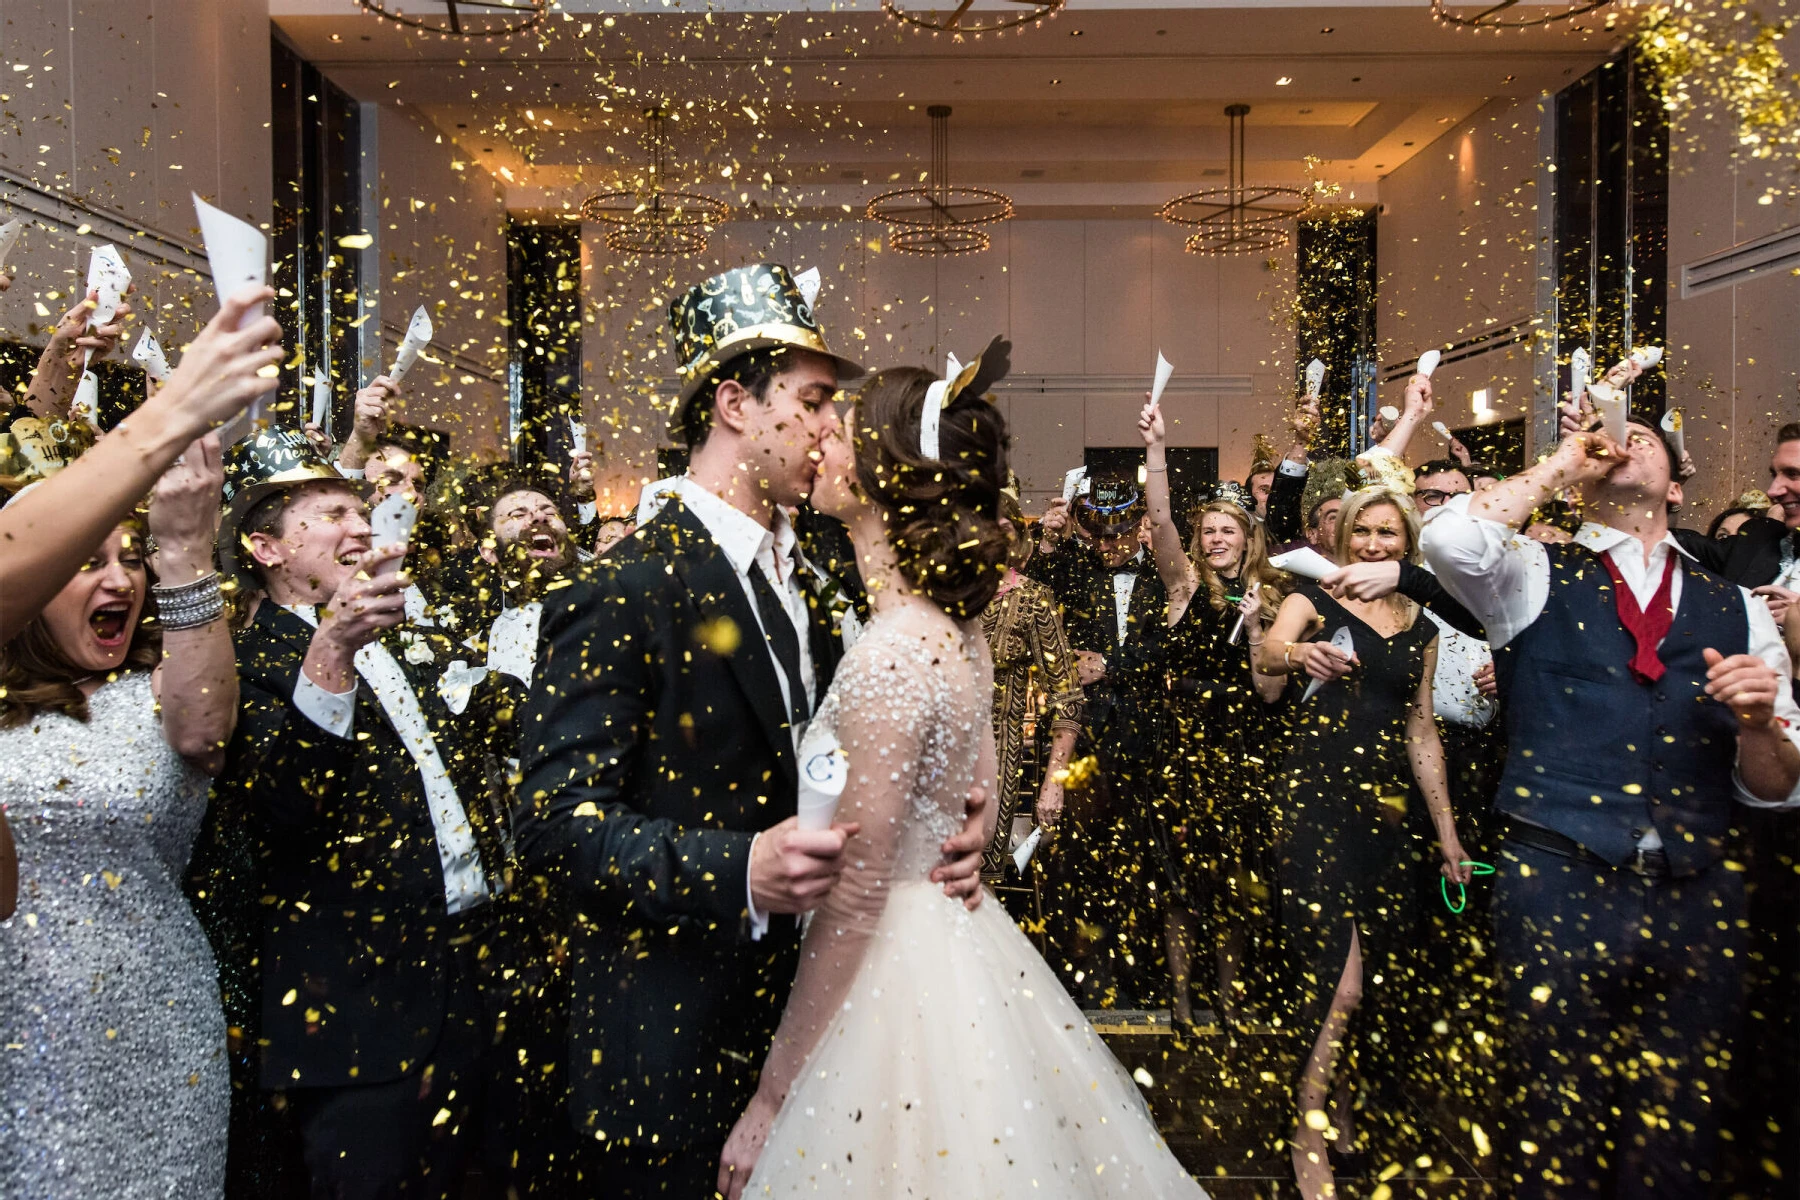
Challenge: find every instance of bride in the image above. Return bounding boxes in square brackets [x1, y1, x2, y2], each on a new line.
[717, 354, 1208, 1197]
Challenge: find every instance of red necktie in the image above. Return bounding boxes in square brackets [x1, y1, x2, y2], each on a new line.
[1599, 549, 1678, 685]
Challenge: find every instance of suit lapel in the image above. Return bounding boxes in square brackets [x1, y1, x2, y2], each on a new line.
[660, 504, 797, 785]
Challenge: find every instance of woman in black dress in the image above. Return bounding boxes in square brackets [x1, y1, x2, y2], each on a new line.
[1255, 486, 1472, 1200]
[1138, 401, 1287, 1027]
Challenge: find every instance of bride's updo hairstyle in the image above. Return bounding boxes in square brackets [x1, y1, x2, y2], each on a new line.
[852, 365, 1011, 620]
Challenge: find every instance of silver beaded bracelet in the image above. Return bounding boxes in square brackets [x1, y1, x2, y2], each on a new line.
[153, 572, 225, 632]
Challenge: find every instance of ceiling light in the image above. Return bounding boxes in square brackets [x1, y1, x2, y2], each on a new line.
[1320, 26, 1334, 33]
[1276, 77, 1292, 86]
[881, 0, 1063, 37]
[1159, 103, 1318, 256]
[329, 33, 344, 42]
[581, 106, 729, 257]
[1438, 116, 1454, 124]
[353, 0, 547, 38]
[867, 106, 1012, 256]
[1431, 0, 1612, 30]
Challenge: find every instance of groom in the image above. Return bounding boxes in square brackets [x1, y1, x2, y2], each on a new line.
[515, 263, 991, 1195]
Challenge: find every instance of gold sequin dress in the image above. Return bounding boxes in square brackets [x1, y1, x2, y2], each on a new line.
[978, 577, 1084, 879]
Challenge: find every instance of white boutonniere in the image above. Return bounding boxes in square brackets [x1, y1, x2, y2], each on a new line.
[401, 629, 435, 665]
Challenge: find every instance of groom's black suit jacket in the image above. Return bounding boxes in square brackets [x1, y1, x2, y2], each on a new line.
[515, 499, 845, 1151]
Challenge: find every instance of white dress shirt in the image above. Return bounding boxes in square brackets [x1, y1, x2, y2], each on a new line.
[643, 477, 820, 939]
[1424, 608, 1497, 729]
[486, 599, 543, 688]
[286, 606, 493, 913]
[1421, 495, 1800, 815]
[1111, 550, 1146, 645]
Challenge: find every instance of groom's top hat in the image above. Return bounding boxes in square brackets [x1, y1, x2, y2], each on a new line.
[666, 263, 862, 444]
[217, 425, 344, 580]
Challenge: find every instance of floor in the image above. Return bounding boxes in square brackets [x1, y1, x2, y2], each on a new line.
[1096, 1009, 1497, 1199]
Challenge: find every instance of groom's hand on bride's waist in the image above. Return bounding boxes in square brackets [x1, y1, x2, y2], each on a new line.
[931, 785, 991, 912]
[748, 818, 862, 916]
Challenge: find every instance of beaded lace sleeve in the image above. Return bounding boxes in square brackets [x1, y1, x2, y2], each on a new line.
[750, 618, 955, 1107]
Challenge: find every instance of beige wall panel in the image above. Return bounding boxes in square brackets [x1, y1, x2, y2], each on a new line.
[1081, 221, 1155, 376]
[935, 223, 1010, 368]
[1006, 220, 1086, 377]
[1153, 226, 1222, 377]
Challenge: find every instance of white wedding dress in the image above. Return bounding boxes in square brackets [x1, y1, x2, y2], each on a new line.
[746, 605, 1208, 1197]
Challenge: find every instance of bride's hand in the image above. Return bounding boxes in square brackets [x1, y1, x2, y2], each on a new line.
[718, 1092, 779, 1199]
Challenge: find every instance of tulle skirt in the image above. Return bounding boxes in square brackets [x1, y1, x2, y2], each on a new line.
[746, 881, 1210, 1197]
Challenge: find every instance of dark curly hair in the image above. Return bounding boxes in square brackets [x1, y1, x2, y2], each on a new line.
[851, 366, 1010, 620]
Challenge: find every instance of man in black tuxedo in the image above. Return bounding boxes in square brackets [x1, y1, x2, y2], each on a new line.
[1023, 476, 1167, 1005]
[189, 428, 546, 1198]
[515, 264, 990, 1196]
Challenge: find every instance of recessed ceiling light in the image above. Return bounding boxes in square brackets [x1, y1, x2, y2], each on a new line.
[1069, 29, 1082, 36]
[1503, 74, 1516, 82]
[1321, 26, 1334, 34]
[1351, 76, 1362, 83]
[329, 33, 343, 42]
[1050, 79, 1061, 86]
[1276, 77, 1292, 86]
[1298, 108, 1313, 114]
[1437, 116, 1453, 124]
[1155, 29, 1166, 36]
[1403, 141, 1414, 146]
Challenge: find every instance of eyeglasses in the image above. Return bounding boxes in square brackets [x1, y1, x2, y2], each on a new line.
[1414, 488, 1470, 508]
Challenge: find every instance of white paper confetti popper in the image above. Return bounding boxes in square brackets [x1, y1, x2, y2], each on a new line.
[1148, 351, 1174, 412]
[370, 491, 419, 578]
[131, 329, 172, 384]
[0, 218, 23, 273]
[193, 194, 271, 443]
[1630, 345, 1664, 371]
[1570, 347, 1592, 404]
[310, 379, 332, 430]
[795, 722, 848, 832]
[1416, 349, 1441, 379]
[1660, 408, 1685, 459]
[1061, 465, 1089, 504]
[1588, 380, 1628, 445]
[1432, 421, 1453, 442]
[568, 415, 588, 455]
[1302, 626, 1357, 703]
[72, 245, 132, 432]
[1012, 826, 1044, 873]
[387, 306, 434, 383]
[1270, 546, 1338, 581]
[1304, 358, 1326, 398]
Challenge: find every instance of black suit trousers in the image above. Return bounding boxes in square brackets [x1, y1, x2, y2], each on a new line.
[1492, 843, 1744, 1200]
[280, 909, 572, 1199]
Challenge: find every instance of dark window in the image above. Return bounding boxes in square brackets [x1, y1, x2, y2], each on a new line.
[270, 34, 363, 435]
[505, 220, 583, 471]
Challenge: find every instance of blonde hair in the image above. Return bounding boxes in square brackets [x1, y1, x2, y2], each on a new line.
[1334, 487, 1421, 628]
[1186, 499, 1285, 625]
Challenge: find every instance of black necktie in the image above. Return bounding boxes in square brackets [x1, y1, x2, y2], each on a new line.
[748, 561, 809, 725]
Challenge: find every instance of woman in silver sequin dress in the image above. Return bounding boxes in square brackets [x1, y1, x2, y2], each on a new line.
[0, 437, 239, 1198]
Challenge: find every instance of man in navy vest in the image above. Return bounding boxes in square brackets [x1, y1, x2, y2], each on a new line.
[1422, 419, 1800, 1199]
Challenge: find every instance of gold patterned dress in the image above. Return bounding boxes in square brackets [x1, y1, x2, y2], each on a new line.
[979, 577, 1085, 880]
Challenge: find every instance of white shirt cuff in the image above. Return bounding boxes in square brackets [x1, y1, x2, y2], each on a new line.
[293, 671, 356, 739]
[746, 830, 769, 941]
[1278, 458, 1308, 478]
